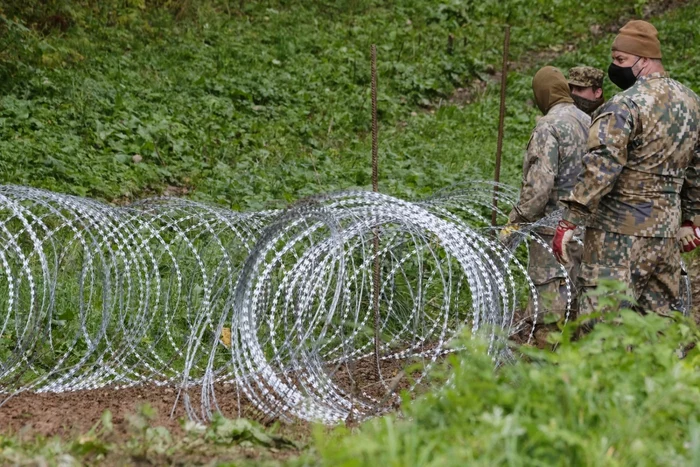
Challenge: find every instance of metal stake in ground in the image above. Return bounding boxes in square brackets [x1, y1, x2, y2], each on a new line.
[371, 44, 382, 381]
[491, 25, 510, 227]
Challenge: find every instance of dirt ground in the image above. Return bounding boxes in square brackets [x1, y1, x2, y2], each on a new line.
[0, 384, 236, 439]
[0, 354, 418, 440]
[0, 382, 315, 464]
[1, 256, 696, 441]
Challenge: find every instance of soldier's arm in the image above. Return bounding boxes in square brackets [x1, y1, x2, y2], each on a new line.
[561, 100, 636, 224]
[681, 132, 700, 223]
[508, 123, 559, 223]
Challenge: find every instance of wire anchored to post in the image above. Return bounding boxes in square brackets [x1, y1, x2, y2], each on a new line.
[371, 45, 379, 193]
[371, 44, 381, 381]
[492, 25, 510, 227]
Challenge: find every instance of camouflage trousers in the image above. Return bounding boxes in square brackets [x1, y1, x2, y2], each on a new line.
[523, 233, 582, 324]
[577, 228, 681, 318]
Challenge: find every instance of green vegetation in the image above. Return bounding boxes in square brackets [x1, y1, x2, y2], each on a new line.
[5, 285, 698, 466]
[0, 404, 303, 465]
[313, 285, 700, 466]
[2, 0, 700, 465]
[2, 0, 688, 209]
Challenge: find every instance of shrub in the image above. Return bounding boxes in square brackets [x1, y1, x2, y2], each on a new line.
[314, 294, 700, 466]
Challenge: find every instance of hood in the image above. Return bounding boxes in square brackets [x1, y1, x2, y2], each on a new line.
[532, 66, 574, 115]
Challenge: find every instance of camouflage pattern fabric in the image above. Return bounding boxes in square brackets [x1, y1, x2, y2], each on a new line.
[683, 127, 700, 225]
[509, 103, 591, 228]
[563, 72, 700, 236]
[577, 227, 680, 318]
[568, 66, 604, 89]
[524, 234, 582, 322]
[690, 255, 700, 324]
[507, 102, 588, 320]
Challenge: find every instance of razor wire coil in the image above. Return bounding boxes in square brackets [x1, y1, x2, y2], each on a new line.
[0, 183, 691, 424]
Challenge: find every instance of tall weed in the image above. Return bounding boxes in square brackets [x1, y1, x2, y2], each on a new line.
[314, 301, 700, 466]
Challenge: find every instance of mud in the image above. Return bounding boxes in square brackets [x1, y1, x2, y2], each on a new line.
[0, 384, 234, 439]
[0, 354, 428, 439]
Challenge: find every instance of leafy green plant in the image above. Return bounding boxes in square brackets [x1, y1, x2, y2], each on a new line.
[1, 0, 700, 465]
[2, 0, 685, 208]
[313, 293, 700, 465]
[0, 406, 300, 465]
[70, 410, 114, 460]
[207, 415, 299, 449]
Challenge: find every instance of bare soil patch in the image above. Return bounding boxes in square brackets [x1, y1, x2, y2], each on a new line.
[0, 353, 430, 439]
[1, 384, 228, 439]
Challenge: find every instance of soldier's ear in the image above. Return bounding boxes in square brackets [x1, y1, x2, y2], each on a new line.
[594, 88, 603, 99]
[638, 56, 650, 70]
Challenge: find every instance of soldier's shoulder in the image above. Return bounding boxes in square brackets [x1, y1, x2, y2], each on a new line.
[606, 90, 635, 105]
[564, 104, 591, 125]
[622, 77, 675, 105]
[550, 104, 589, 127]
[671, 78, 700, 105]
[528, 118, 558, 148]
[544, 103, 573, 119]
[594, 94, 636, 119]
[534, 113, 557, 130]
[537, 105, 588, 142]
[627, 77, 700, 113]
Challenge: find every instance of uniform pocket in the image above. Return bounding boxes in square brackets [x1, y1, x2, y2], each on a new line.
[529, 266, 565, 285]
[578, 262, 630, 288]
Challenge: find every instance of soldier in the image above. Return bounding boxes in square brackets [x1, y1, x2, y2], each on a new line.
[553, 20, 700, 325]
[503, 66, 590, 341]
[568, 66, 605, 116]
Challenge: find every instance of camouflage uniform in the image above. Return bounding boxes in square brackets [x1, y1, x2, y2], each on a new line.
[562, 72, 700, 315]
[509, 103, 591, 321]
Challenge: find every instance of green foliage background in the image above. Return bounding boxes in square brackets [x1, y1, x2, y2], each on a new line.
[1, 0, 700, 465]
[312, 305, 700, 466]
[4, 0, 696, 210]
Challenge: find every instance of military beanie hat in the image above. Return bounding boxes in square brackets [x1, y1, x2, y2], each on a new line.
[568, 66, 604, 89]
[612, 20, 662, 59]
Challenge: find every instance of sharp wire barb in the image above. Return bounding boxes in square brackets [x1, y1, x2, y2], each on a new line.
[0, 184, 691, 423]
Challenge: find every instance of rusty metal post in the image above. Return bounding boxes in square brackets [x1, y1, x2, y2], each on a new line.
[371, 44, 382, 380]
[491, 25, 510, 227]
[371, 45, 379, 194]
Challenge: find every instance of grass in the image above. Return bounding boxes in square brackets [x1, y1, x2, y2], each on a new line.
[1, 0, 700, 464]
[6, 287, 698, 466]
[0, 0, 675, 209]
[0, 405, 307, 465]
[311, 295, 700, 466]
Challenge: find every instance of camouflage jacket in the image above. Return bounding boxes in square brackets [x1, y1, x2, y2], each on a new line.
[563, 72, 700, 237]
[509, 103, 591, 228]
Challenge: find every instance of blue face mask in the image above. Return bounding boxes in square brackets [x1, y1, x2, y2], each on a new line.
[607, 57, 641, 90]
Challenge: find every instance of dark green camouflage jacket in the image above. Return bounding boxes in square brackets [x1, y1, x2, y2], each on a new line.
[563, 72, 700, 237]
[509, 103, 590, 229]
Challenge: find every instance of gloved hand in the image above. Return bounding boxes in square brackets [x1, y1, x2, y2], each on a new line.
[552, 220, 576, 263]
[677, 221, 700, 253]
[499, 224, 519, 242]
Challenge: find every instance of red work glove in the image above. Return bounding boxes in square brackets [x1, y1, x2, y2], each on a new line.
[677, 221, 700, 253]
[552, 220, 576, 263]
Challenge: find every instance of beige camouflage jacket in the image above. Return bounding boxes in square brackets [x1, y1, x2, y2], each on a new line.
[563, 72, 700, 237]
[509, 103, 590, 229]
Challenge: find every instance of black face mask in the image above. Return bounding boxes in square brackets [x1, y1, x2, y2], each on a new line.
[572, 94, 605, 115]
[608, 58, 641, 90]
